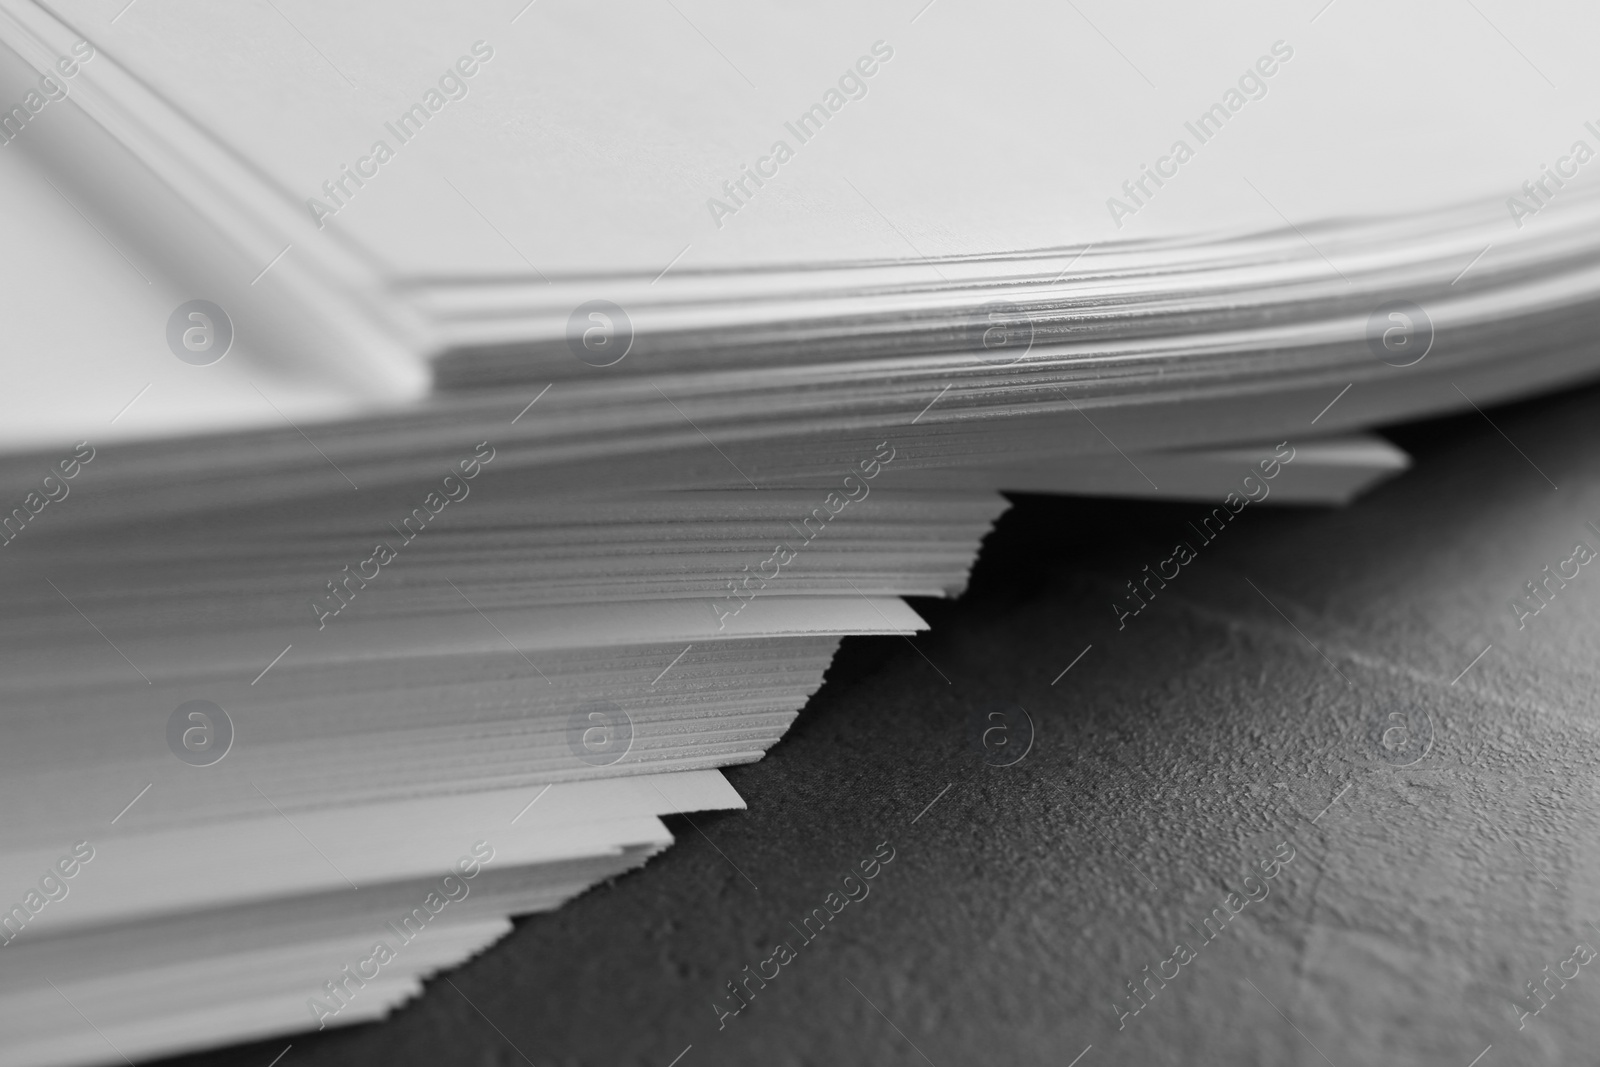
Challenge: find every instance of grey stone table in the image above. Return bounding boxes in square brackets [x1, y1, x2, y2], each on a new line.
[164, 383, 1600, 1067]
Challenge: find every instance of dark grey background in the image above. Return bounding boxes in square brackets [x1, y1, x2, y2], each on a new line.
[162, 383, 1600, 1067]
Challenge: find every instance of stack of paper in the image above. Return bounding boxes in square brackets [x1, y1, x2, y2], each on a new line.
[0, 0, 1594, 1063]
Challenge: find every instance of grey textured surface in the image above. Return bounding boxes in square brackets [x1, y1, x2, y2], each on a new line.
[163, 384, 1600, 1067]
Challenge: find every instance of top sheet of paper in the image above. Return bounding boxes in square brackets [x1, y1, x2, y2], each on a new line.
[24, 0, 1593, 279]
